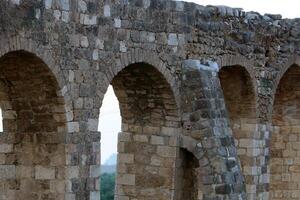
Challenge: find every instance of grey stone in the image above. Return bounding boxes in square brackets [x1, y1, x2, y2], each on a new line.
[168, 33, 178, 46]
[104, 5, 111, 17]
[45, 0, 52, 9]
[78, 0, 87, 12]
[60, 0, 70, 11]
[1, 1, 300, 199]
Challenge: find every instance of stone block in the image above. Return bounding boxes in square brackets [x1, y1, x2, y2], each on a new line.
[118, 132, 132, 142]
[65, 166, 79, 179]
[60, 0, 70, 11]
[50, 180, 66, 193]
[65, 193, 76, 200]
[62, 11, 70, 22]
[150, 135, 165, 145]
[161, 127, 179, 136]
[80, 36, 89, 47]
[104, 5, 111, 17]
[35, 166, 55, 179]
[157, 146, 177, 158]
[80, 14, 97, 25]
[168, 33, 178, 46]
[117, 174, 135, 186]
[114, 18, 121, 28]
[90, 165, 100, 177]
[16, 166, 33, 178]
[78, 0, 87, 12]
[90, 192, 100, 200]
[120, 41, 127, 52]
[88, 118, 98, 131]
[0, 165, 15, 179]
[133, 135, 148, 143]
[53, 10, 61, 20]
[67, 122, 80, 132]
[118, 153, 134, 164]
[45, 0, 52, 9]
[0, 144, 13, 153]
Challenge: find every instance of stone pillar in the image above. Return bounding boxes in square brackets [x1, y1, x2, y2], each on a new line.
[218, 65, 267, 199]
[180, 60, 246, 200]
[255, 67, 274, 200]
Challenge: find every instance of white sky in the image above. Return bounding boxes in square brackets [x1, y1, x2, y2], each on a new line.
[98, 85, 121, 164]
[182, 0, 300, 18]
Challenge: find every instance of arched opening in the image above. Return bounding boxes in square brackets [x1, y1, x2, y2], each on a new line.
[99, 85, 120, 199]
[99, 62, 181, 200]
[175, 148, 201, 200]
[0, 51, 67, 199]
[271, 64, 300, 199]
[219, 65, 257, 196]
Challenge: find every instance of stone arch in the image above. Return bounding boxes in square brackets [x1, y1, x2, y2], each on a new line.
[174, 135, 205, 200]
[96, 49, 181, 110]
[272, 55, 300, 97]
[175, 148, 201, 200]
[0, 50, 68, 199]
[219, 65, 257, 119]
[270, 63, 300, 200]
[180, 60, 246, 199]
[97, 52, 182, 199]
[0, 35, 70, 108]
[218, 54, 257, 89]
[111, 62, 179, 127]
[218, 64, 259, 198]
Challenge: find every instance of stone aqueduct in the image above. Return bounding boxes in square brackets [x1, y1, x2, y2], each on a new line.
[0, 0, 299, 200]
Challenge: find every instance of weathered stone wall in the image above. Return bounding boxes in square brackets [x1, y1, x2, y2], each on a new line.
[0, 0, 299, 200]
[271, 64, 300, 200]
[0, 50, 67, 200]
[219, 65, 260, 198]
[112, 63, 181, 199]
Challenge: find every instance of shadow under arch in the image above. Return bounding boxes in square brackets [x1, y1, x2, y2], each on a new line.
[0, 50, 67, 199]
[174, 135, 206, 200]
[270, 63, 300, 200]
[175, 147, 201, 200]
[218, 65, 257, 120]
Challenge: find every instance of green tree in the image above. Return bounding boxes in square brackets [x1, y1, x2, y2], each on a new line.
[100, 173, 115, 200]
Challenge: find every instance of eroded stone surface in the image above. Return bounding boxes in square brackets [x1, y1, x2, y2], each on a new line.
[0, 0, 299, 200]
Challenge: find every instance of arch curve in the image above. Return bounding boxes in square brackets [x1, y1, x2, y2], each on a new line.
[98, 58, 182, 200]
[96, 49, 181, 111]
[272, 55, 300, 99]
[218, 63, 259, 197]
[0, 49, 69, 199]
[270, 61, 300, 199]
[0, 35, 70, 105]
[217, 54, 257, 90]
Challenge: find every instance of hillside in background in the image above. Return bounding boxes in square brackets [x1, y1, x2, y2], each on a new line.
[104, 154, 117, 165]
[101, 153, 117, 174]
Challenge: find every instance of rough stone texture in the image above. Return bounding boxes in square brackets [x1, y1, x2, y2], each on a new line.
[271, 64, 300, 200]
[0, 0, 299, 200]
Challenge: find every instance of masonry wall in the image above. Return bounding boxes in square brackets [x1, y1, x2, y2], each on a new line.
[271, 64, 300, 200]
[112, 63, 181, 199]
[0, 51, 67, 200]
[219, 65, 262, 199]
[0, 0, 299, 200]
